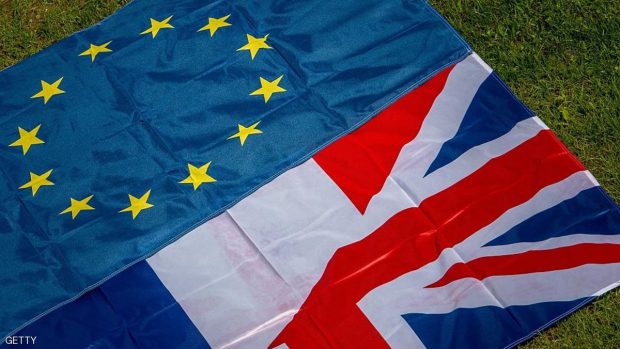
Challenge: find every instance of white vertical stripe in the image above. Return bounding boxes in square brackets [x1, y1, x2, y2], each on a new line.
[141, 53, 613, 349]
[147, 213, 301, 349]
[144, 53, 496, 347]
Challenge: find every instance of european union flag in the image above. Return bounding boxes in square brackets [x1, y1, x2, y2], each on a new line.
[0, 0, 470, 337]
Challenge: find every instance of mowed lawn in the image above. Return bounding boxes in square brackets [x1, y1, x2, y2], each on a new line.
[1, 0, 618, 348]
[431, 1, 620, 348]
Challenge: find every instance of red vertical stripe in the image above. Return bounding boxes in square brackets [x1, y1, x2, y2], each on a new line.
[314, 66, 454, 214]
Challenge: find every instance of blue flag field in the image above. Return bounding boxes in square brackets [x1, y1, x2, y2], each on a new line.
[1, 1, 618, 348]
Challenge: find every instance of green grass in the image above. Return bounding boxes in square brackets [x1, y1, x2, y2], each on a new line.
[431, 1, 620, 347]
[1, 0, 619, 347]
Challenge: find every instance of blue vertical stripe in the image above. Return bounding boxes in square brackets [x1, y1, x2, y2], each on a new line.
[4, 261, 210, 349]
[0, 0, 470, 336]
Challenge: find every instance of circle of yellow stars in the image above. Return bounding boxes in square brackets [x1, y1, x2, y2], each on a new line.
[12, 13, 290, 221]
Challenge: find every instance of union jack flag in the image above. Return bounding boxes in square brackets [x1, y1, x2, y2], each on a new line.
[12, 53, 620, 349]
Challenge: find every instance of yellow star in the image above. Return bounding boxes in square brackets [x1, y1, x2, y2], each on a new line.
[227, 121, 263, 146]
[237, 34, 271, 59]
[140, 16, 174, 38]
[9, 125, 44, 155]
[60, 195, 95, 219]
[180, 162, 217, 190]
[250, 75, 286, 103]
[119, 189, 154, 219]
[19, 169, 54, 196]
[79, 41, 113, 62]
[31, 77, 65, 104]
[198, 14, 232, 37]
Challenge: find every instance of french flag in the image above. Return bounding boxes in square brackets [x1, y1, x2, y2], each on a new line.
[9, 54, 620, 349]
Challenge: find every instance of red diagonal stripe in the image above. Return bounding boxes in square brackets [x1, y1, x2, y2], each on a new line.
[271, 130, 585, 348]
[427, 243, 620, 288]
[421, 130, 585, 248]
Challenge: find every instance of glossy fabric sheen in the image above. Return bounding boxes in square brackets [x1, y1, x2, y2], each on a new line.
[5, 53, 620, 348]
[0, 0, 470, 336]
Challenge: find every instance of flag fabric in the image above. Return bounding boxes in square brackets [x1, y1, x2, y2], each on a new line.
[0, 0, 471, 338]
[6, 53, 620, 348]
